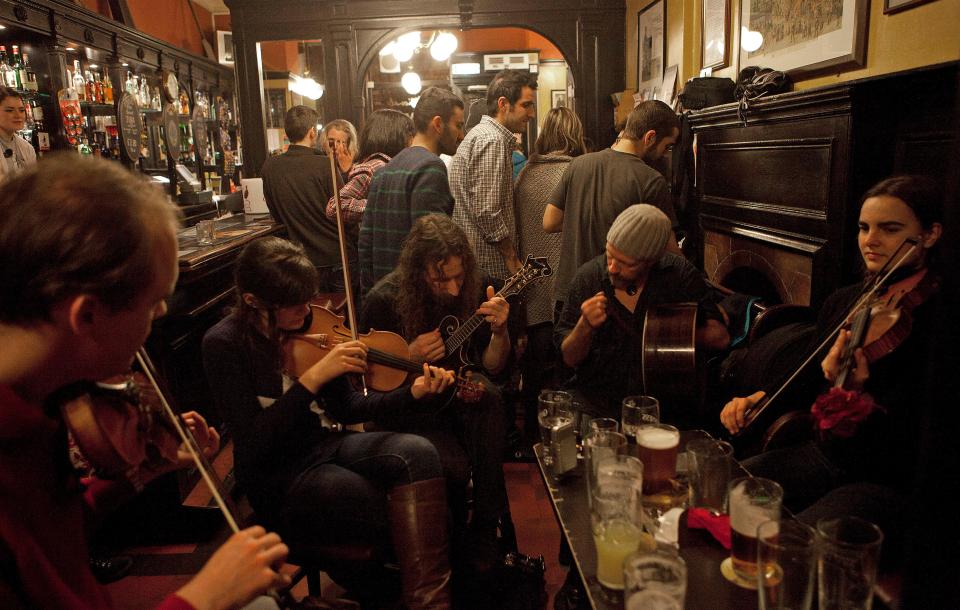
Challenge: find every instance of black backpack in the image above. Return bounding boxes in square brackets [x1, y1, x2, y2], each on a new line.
[678, 76, 736, 110]
[736, 67, 792, 123]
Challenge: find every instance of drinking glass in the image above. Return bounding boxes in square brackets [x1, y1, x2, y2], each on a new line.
[621, 395, 659, 440]
[589, 417, 619, 435]
[728, 477, 783, 582]
[590, 457, 648, 590]
[635, 423, 679, 495]
[537, 390, 576, 478]
[624, 549, 687, 610]
[583, 430, 628, 505]
[195, 219, 216, 245]
[817, 517, 883, 610]
[687, 438, 734, 512]
[757, 519, 816, 610]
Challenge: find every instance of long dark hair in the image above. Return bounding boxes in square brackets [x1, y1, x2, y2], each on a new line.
[234, 237, 318, 366]
[393, 214, 480, 340]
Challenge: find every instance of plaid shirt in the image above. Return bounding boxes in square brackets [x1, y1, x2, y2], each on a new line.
[325, 153, 391, 225]
[450, 115, 516, 280]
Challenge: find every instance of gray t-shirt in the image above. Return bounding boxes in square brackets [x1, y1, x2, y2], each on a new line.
[550, 148, 673, 304]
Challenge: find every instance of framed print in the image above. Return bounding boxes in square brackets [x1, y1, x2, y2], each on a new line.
[217, 30, 234, 66]
[739, 0, 868, 77]
[551, 89, 568, 108]
[637, 0, 666, 95]
[884, 0, 937, 14]
[701, 0, 730, 70]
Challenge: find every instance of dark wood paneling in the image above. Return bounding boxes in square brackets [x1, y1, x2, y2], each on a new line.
[225, 0, 625, 178]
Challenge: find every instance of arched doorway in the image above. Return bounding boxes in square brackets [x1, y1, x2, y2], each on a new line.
[225, 0, 625, 177]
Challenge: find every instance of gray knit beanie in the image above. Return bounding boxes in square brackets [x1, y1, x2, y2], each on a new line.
[606, 204, 671, 261]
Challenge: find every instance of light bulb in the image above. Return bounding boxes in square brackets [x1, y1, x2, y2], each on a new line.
[741, 27, 764, 53]
[430, 32, 458, 61]
[380, 41, 396, 56]
[393, 45, 414, 63]
[401, 71, 422, 95]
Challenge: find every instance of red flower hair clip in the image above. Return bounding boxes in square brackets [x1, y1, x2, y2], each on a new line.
[811, 387, 883, 439]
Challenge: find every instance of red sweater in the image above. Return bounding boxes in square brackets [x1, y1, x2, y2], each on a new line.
[0, 384, 193, 609]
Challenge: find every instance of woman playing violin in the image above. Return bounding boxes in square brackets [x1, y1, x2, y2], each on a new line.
[201, 236, 456, 610]
[720, 175, 943, 545]
[0, 157, 289, 610]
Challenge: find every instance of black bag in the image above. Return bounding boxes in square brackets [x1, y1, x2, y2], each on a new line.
[736, 66, 792, 123]
[678, 77, 736, 110]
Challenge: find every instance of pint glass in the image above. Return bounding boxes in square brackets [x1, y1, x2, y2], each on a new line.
[635, 423, 680, 494]
[728, 477, 783, 581]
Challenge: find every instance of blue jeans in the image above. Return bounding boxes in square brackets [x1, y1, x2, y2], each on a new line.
[276, 430, 441, 549]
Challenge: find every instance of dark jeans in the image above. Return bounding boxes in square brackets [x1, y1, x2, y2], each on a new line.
[742, 441, 906, 561]
[518, 322, 561, 440]
[276, 430, 441, 549]
[374, 376, 510, 526]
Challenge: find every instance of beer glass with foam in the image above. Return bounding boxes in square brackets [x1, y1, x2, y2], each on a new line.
[728, 477, 783, 582]
[635, 423, 680, 495]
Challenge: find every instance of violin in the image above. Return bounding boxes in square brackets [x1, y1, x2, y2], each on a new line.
[283, 304, 426, 392]
[738, 237, 931, 436]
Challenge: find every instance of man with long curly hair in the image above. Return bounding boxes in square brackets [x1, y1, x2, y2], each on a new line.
[358, 214, 515, 585]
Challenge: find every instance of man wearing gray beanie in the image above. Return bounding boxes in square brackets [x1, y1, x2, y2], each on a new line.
[554, 204, 730, 424]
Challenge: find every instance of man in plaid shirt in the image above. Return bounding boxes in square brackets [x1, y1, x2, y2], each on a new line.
[450, 70, 537, 280]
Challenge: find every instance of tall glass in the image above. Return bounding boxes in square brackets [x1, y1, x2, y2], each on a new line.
[757, 519, 816, 610]
[583, 430, 628, 506]
[589, 417, 620, 435]
[590, 456, 647, 590]
[687, 438, 734, 512]
[817, 517, 883, 610]
[537, 390, 576, 478]
[621, 395, 660, 440]
[728, 477, 783, 582]
[635, 423, 680, 494]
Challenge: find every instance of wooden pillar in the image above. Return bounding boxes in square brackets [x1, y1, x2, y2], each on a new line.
[231, 20, 268, 177]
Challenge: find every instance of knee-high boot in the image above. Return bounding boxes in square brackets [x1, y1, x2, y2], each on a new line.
[387, 478, 452, 610]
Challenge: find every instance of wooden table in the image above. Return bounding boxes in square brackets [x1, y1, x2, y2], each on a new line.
[535, 432, 757, 610]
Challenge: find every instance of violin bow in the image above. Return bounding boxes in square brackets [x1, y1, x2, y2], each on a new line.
[328, 150, 368, 395]
[134, 348, 240, 531]
[740, 237, 920, 430]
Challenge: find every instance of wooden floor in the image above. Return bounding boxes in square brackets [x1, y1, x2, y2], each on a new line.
[105, 446, 567, 608]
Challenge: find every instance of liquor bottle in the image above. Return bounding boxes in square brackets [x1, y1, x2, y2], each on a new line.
[0, 46, 17, 89]
[85, 71, 96, 104]
[20, 53, 37, 91]
[150, 87, 161, 111]
[103, 74, 114, 103]
[125, 71, 136, 95]
[73, 60, 87, 102]
[10, 46, 24, 89]
[138, 76, 149, 107]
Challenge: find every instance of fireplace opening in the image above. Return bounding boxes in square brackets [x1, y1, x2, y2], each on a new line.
[720, 266, 783, 306]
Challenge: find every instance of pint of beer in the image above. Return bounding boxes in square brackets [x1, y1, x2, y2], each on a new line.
[635, 424, 680, 495]
[728, 477, 783, 581]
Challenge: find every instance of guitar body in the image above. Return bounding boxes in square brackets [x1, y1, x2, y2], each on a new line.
[642, 303, 704, 418]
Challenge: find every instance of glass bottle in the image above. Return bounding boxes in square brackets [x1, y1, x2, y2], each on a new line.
[73, 60, 87, 102]
[125, 70, 136, 96]
[0, 46, 17, 89]
[138, 76, 149, 107]
[85, 71, 96, 104]
[10, 46, 23, 89]
[150, 87, 161, 111]
[104, 74, 113, 103]
[21, 53, 37, 92]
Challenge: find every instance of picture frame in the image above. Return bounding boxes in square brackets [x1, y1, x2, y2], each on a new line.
[637, 0, 666, 95]
[883, 0, 937, 14]
[739, 0, 868, 77]
[217, 30, 234, 66]
[701, 0, 730, 70]
[551, 89, 568, 109]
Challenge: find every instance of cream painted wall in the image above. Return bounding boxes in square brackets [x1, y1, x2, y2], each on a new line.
[625, 0, 959, 95]
[537, 62, 568, 130]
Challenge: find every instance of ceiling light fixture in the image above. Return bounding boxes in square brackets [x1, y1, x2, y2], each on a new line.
[740, 27, 764, 53]
[429, 31, 458, 61]
[289, 74, 324, 100]
[401, 71, 422, 95]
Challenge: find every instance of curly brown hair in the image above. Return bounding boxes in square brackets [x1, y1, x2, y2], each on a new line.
[393, 214, 480, 340]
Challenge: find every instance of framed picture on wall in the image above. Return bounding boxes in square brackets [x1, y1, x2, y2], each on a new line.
[701, 0, 729, 70]
[637, 0, 666, 95]
[217, 30, 234, 66]
[551, 89, 568, 108]
[884, 0, 937, 14]
[739, 0, 868, 77]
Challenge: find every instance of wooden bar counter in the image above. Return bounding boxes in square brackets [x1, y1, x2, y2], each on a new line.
[145, 213, 285, 427]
